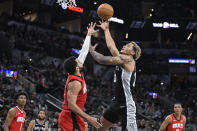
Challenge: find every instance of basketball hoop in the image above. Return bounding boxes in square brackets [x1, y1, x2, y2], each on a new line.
[64, 0, 77, 7]
[57, 0, 77, 7]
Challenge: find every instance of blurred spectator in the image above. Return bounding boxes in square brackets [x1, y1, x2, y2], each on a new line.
[38, 100, 48, 113]
[0, 19, 197, 131]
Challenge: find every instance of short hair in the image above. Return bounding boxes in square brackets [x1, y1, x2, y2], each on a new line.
[38, 109, 46, 114]
[131, 42, 141, 60]
[15, 92, 28, 101]
[174, 102, 182, 106]
[63, 56, 77, 75]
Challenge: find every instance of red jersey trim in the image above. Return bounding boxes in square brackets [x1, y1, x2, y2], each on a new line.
[166, 114, 184, 131]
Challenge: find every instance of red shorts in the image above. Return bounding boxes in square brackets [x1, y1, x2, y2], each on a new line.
[58, 110, 85, 131]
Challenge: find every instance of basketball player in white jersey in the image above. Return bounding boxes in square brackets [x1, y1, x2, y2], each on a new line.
[90, 21, 141, 131]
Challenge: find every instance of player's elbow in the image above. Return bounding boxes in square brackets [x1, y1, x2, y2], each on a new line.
[99, 59, 112, 65]
[68, 102, 73, 109]
[3, 124, 9, 131]
[68, 102, 75, 111]
[159, 127, 165, 131]
[94, 59, 104, 65]
[98, 61, 104, 65]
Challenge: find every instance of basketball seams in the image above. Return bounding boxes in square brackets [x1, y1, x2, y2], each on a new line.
[97, 3, 114, 20]
[98, 8, 113, 14]
[97, 6, 114, 19]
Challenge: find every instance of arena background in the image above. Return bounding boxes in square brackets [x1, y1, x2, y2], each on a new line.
[0, 0, 197, 130]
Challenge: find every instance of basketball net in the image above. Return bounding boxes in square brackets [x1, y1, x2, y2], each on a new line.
[65, 0, 77, 7]
[57, 0, 77, 7]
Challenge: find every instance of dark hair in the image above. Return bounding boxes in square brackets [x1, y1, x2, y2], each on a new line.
[38, 109, 46, 114]
[174, 102, 182, 105]
[15, 92, 28, 101]
[63, 56, 77, 74]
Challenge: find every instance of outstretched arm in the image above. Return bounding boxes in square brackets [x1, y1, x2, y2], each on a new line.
[97, 21, 119, 56]
[89, 45, 132, 65]
[77, 22, 99, 64]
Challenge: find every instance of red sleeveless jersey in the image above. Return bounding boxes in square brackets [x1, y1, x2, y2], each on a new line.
[10, 106, 26, 131]
[59, 74, 87, 131]
[62, 74, 87, 111]
[166, 114, 184, 131]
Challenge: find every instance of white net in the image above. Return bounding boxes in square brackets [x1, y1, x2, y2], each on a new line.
[66, 0, 77, 7]
[57, 0, 77, 7]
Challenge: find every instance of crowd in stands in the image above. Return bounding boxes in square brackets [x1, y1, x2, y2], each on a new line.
[88, 0, 197, 20]
[0, 75, 59, 130]
[0, 21, 197, 131]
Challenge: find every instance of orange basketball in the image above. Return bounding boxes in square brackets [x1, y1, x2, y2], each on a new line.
[97, 3, 114, 20]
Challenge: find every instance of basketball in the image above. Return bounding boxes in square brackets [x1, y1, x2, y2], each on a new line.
[97, 3, 114, 20]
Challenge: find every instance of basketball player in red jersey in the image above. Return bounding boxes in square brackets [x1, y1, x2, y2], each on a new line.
[159, 103, 186, 131]
[4, 92, 28, 131]
[58, 22, 102, 131]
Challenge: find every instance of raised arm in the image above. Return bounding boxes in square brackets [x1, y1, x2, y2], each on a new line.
[77, 22, 99, 64]
[89, 44, 132, 66]
[97, 21, 119, 56]
[159, 115, 172, 131]
[4, 108, 17, 131]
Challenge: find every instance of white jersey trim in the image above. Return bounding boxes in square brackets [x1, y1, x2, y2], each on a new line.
[121, 68, 137, 131]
